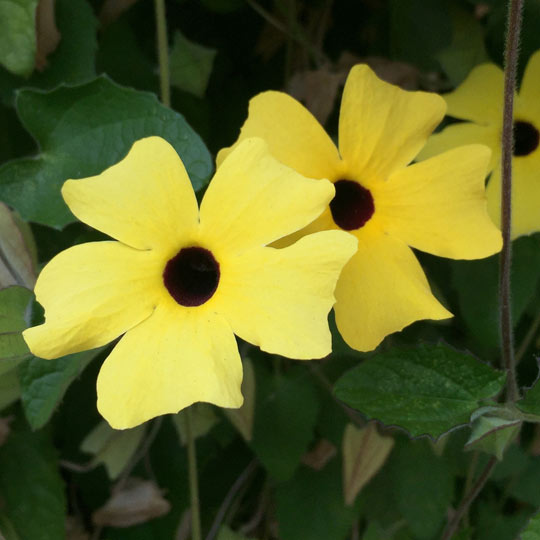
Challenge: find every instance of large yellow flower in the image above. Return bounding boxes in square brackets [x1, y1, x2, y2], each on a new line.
[23, 136, 357, 429]
[218, 65, 502, 352]
[420, 50, 540, 239]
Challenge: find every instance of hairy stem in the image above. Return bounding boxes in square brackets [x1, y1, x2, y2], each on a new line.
[154, 0, 170, 107]
[500, 0, 523, 403]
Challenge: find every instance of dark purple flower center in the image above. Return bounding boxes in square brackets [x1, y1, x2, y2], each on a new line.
[330, 179, 375, 231]
[514, 120, 539, 156]
[163, 247, 220, 307]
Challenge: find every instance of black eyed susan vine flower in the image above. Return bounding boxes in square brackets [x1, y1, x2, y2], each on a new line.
[218, 65, 502, 353]
[23, 136, 357, 429]
[420, 50, 540, 239]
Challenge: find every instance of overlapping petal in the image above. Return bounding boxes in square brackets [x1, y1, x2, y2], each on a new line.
[517, 49, 540, 116]
[338, 64, 446, 180]
[443, 64, 504, 124]
[62, 137, 199, 252]
[334, 230, 451, 352]
[216, 91, 342, 180]
[214, 230, 357, 359]
[97, 301, 243, 429]
[418, 122, 500, 171]
[200, 138, 335, 253]
[486, 157, 540, 239]
[23, 242, 161, 359]
[376, 145, 502, 259]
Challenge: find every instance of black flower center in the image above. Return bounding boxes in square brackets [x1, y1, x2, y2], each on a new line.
[330, 179, 375, 231]
[514, 120, 539, 156]
[163, 247, 220, 307]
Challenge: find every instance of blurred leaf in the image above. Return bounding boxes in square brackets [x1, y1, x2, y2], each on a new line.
[436, 6, 488, 86]
[334, 343, 505, 439]
[0, 286, 32, 362]
[0, 512, 20, 540]
[81, 421, 145, 479]
[35, 0, 61, 71]
[92, 478, 170, 527]
[0, 0, 97, 105]
[342, 422, 394, 505]
[275, 458, 358, 540]
[465, 415, 521, 460]
[0, 0, 38, 77]
[217, 525, 253, 540]
[0, 415, 65, 540]
[200, 0, 243, 12]
[170, 29, 217, 98]
[0, 76, 213, 228]
[389, 0, 452, 70]
[99, 0, 140, 25]
[392, 440, 453, 539]
[0, 203, 36, 288]
[251, 366, 319, 481]
[476, 500, 531, 540]
[522, 512, 540, 540]
[224, 357, 255, 441]
[173, 403, 218, 445]
[452, 235, 540, 356]
[0, 368, 21, 411]
[19, 347, 99, 429]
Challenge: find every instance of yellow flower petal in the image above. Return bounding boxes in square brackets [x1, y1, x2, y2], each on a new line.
[338, 64, 446, 180]
[487, 157, 540, 239]
[62, 137, 199, 251]
[517, 50, 540, 114]
[376, 145, 502, 259]
[213, 230, 357, 359]
[216, 91, 342, 179]
[97, 303, 243, 429]
[418, 122, 500, 171]
[334, 230, 451, 352]
[444, 63, 504, 124]
[23, 242, 161, 359]
[200, 138, 335, 253]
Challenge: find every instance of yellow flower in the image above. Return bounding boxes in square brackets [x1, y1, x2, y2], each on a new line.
[218, 65, 502, 352]
[420, 51, 540, 239]
[23, 136, 357, 429]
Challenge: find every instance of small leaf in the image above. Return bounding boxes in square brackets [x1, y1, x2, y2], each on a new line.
[521, 511, 540, 540]
[342, 422, 394, 505]
[251, 365, 319, 481]
[19, 348, 99, 429]
[80, 421, 146, 479]
[0, 0, 38, 76]
[0, 286, 32, 362]
[517, 369, 540, 419]
[0, 76, 213, 228]
[0, 203, 36, 288]
[225, 357, 255, 441]
[92, 478, 170, 527]
[334, 343, 505, 439]
[0, 415, 66, 540]
[170, 30, 217, 98]
[173, 403, 218, 445]
[465, 415, 521, 460]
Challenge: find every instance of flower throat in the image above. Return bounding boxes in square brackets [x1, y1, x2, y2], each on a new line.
[330, 179, 375, 230]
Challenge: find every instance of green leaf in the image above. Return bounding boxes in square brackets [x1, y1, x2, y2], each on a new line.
[516, 369, 540, 419]
[0, 368, 21, 411]
[0, 286, 32, 362]
[0, 0, 38, 77]
[0, 416, 66, 540]
[19, 348, 99, 429]
[0, 76, 213, 228]
[334, 343, 505, 438]
[170, 30, 217, 98]
[465, 415, 521, 460]
[251, 365, 319, 481]
[436, 6, 488, 86]
[522, 512, 540, 540]
[452, 235, 540, 356]
[275, 458, 358, 540]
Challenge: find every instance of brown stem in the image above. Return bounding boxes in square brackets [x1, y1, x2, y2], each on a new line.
[500, 0, 524, 402]
[440, 456, 497, 540]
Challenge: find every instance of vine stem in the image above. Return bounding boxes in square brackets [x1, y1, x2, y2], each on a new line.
[440, 457, 497, 540]
[500, 0, 523, 403]
[186, 407, 202, 540]
[154, 0, 171, 107]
